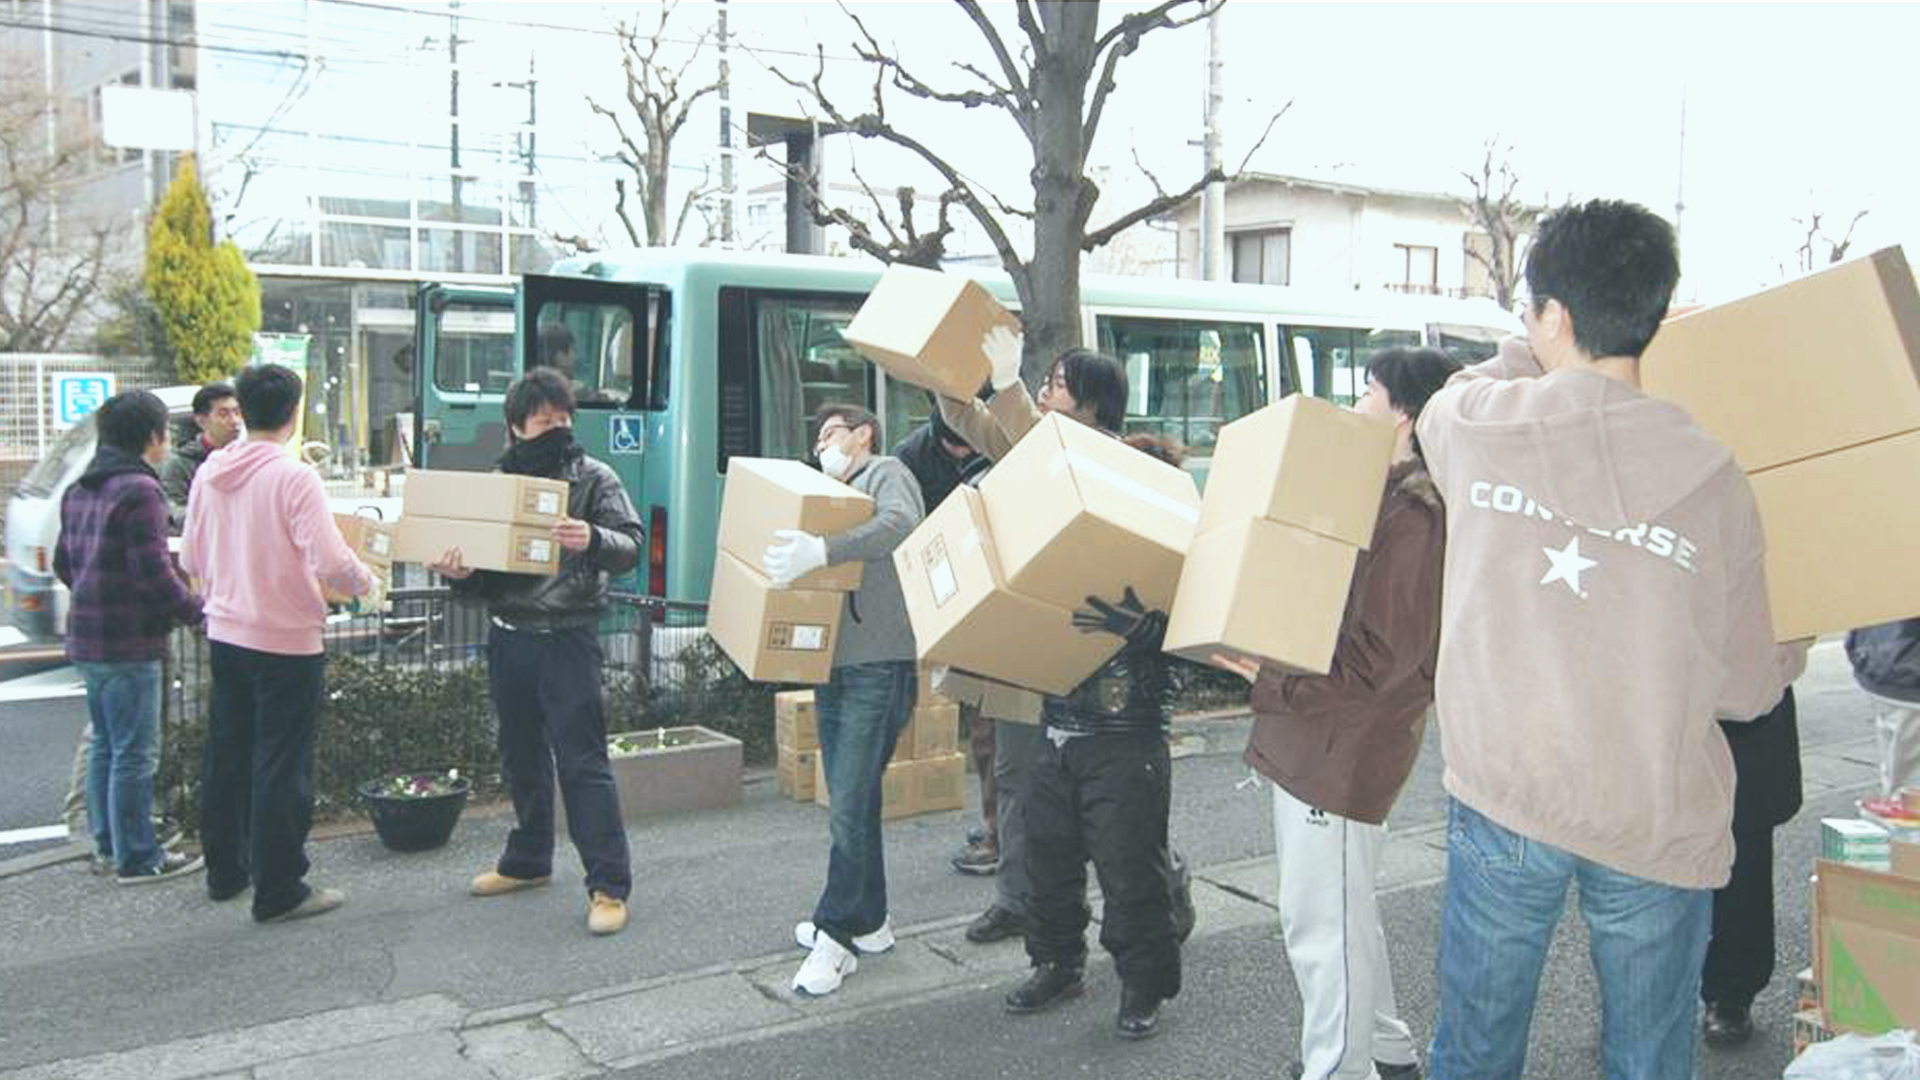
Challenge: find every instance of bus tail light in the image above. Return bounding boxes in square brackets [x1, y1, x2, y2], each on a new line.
[647, 505, 667, 622]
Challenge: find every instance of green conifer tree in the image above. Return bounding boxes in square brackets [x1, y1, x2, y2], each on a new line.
[145, 156, 260, 381]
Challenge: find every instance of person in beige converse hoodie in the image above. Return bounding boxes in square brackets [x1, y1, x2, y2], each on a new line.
[1413, 200, 1803, 1080]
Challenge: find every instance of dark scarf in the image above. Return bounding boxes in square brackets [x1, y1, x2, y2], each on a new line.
[499, 426, 582, 478]
[78, 446, 158, 490]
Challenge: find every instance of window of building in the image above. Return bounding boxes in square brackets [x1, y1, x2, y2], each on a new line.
[1393, 244, 1439, 294]
[1230, 228, 1290, 285]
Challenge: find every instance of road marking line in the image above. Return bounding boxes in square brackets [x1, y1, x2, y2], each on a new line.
[0, 824, 70, 846]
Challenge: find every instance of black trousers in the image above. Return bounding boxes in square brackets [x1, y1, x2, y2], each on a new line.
[1025, 729, 1181, 999]
[202, 641, 325, 920]
[1702, 686, 1802, 1009]
[489, 625, 632, 900]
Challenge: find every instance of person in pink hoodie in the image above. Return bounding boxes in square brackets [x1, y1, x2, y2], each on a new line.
[180, 363, 378, 924]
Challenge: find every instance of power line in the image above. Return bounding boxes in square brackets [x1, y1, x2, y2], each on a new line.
[0, 13, 304, 62]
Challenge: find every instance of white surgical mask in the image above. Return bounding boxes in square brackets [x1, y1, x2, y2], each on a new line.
[818, 444, 852, 480]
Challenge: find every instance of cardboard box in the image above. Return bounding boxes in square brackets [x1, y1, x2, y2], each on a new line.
[910, 752, 966, 815]
[777, 744, 818, 802]
[403, 469, 569, 526]
[393, 516, 560, 575]
[813, 754, 917, 820]
[1197, 395, 1397, 546]
[707, 551, 841, 684]
[1895, 840, 1920, 880]
[979, 413, 1202, 612]
[1824, 818, 1894, 864]
[717, 458, 873, 592]
[907, 701, 961, 760]
[324, 513, 396, 603]
[841, 264, 1016, 401]
[1747, 430, 1920, 641]
[895, 485, 1121, 696]
[1643, 248, 1920, 473]
[1814, 860, 1920, 1035]
[1163, 515, 1360, 675]
[930, 665, 1045, 725]
[774, 690, 819, 751]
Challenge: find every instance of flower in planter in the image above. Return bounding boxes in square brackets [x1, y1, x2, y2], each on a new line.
[373, 768, 464, 799]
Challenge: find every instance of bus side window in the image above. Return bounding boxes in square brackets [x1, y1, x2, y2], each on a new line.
[716, 288, 869, 466]
[1095, 315, 1263, 457]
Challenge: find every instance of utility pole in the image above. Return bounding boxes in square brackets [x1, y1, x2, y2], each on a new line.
[448, 0, 464, 270]
[1674, 86, 1688, 301]
[1198, 5, 1225, 281]
[717, 0, 734, 245]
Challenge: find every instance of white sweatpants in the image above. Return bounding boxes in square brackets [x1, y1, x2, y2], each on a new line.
[1273, 782, 1417, 1080]
[1869, 694, 1920, 798]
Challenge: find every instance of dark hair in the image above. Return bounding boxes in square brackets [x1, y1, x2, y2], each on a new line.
[1123, 432, 1187, 467]
[191, 381, 235, 416]
[1049, 348, 1128, 434]
[1366, 347, 1462, 460]
[234, 364, 304, 432]
[504, 366, 577, 433]
[95, 390, 169, 456]
[1524, 199, 1680, 360]
[927, 402, 971, 453]
[815, 403, 880, 451]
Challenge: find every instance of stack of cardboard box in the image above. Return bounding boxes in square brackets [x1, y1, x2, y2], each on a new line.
[774, 690, 821, 802]
[1804, 814, 1920, 1042]
[1163, 395, 1396, 673]
[1642, 247, 1920, 640]
[391, 470, 568, 575]
[896, 414, 1203, 695]
[327, 512, 397, 605]
[793, 678, 966, 820]
[707, 458, 873, 684]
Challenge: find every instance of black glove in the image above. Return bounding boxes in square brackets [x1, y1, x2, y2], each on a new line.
[1072, 586, 1163, 645]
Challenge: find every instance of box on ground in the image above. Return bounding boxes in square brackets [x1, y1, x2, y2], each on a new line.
[1643, 248, 1920, 473]
[707, 551, 841, 684]
[775, 690, 819, 751]
[931, 665, 1044, 725]
[895, 485, 1121, 696]
[1164, 515, 1359, 675]
[778, 744, 818, 801]
[841, 264, 1015, 401]
[1197, 395, 1396, 546]
[906, 701, 961, 761]
[718, 458, 873, 592]
[979, 413, 1201, 612]
[1813, 859, 1920, 1035]
[393, 516, 560, 575]
[813, 754, 917, 820]
[403, 469, 569, 526]
[1823, 818, 1894, 869]
[910, 752, 966, 814]
[1748, 431, 1920, 641]
[1897, 840, 1920, 880]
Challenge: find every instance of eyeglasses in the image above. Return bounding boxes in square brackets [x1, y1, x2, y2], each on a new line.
[1042, 370, 1068, 393]
[817, 423, 852, 441]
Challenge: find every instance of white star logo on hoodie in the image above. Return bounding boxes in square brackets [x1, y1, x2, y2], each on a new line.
[1540, 537, 1598, 597]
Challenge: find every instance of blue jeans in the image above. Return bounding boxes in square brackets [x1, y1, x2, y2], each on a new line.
[1430, 799, 1711, 1080]
[78, 660, 163, 874]
[811, 661, 916, 950]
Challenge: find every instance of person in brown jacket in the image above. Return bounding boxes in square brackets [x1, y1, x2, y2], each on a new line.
[1213, 346, 1459, 1080]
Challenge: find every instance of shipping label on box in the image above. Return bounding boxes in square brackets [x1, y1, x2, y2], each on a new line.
[404, 469, 569, 526]
[718, 458, 874, 592]
[979, 413, 1201, 613]
[778, 744, 818, 801]
[1198, 395, 1396, 547]
[1164, 515, 1359, 675]
[842, 264, 1016, 401]
[814, 754, 917, 820]
[708, 551, 841, 684]
[1643, 247, 1920, 473]
[931, 665, 1044, 725]
[1814, 860, 1920, 1035]
[334, 513, 396, 566]
[896, 485, 1121, 696]
[910, 752, 966, 815]
[775, 690, 819, 751]
[393, 516, 560, 575]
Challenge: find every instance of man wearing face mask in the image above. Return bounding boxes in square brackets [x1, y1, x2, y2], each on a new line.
[431, 366, 644, 938]
[771, 404, 926, 998]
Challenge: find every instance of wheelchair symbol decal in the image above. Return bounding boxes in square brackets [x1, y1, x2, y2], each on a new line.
[609, 414, 644, 454]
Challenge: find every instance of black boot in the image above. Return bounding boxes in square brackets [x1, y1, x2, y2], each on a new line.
[1116, 984, 1163, 1039]
[1702, 1001, 1753, 1047]
[966, 904, 1026, 944]
[1004, 963, 1085, 1014]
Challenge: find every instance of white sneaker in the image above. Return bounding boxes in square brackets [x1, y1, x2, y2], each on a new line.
[793, 918, 895, 955]
[792, 934, 858, 997]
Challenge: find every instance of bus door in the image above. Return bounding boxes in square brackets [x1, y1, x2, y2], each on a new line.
[521, 273, 668, 591]
[413, 283, 517, 471]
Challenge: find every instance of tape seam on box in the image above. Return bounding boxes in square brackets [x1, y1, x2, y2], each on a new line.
[1057, 451, 1199, 523]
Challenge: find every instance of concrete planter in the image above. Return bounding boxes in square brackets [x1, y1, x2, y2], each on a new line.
[558, 726, 743, 827]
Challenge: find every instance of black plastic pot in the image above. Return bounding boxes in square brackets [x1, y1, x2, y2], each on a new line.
[359, 775, 470, 852]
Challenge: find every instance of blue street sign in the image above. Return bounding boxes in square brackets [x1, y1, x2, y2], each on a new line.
[54, 373, 115, 430]
[609, 414, 644, 455]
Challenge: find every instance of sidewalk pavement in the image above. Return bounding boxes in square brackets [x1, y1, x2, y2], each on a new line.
[0, 641, 1888, 1080]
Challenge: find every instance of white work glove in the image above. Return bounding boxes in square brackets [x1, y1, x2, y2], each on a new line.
[348, 570, 389, 615]
[764, 529, 828, 588]
[983, 324, 1025, 391]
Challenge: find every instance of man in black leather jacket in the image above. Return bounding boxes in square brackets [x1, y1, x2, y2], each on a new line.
[432, 367, 644, 937]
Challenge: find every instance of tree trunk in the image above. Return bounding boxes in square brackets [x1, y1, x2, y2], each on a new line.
[644, 140, 671, 246]
[1018, 1, 1101, 385]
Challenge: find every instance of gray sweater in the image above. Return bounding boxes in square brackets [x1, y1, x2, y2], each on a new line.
[823, 455, 924, 667]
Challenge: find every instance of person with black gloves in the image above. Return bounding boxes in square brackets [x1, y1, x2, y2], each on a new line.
[1003, 579, 1185, 1041]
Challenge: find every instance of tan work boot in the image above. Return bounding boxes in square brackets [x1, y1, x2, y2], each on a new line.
[470, 870, 551, 897]
[587, 890, 628, 936]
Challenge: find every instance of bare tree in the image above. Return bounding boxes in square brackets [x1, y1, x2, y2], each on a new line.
[1459, 140, 1538, 311]
[586, 1, 723, 248]
[1790, 207, 1869, 274]
[0, 52, 125, 351]
[769, 1, 1275, 383]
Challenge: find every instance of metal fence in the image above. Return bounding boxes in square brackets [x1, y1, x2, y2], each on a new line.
[0, 352, 176, 503]
[154, 589, 760, 830]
